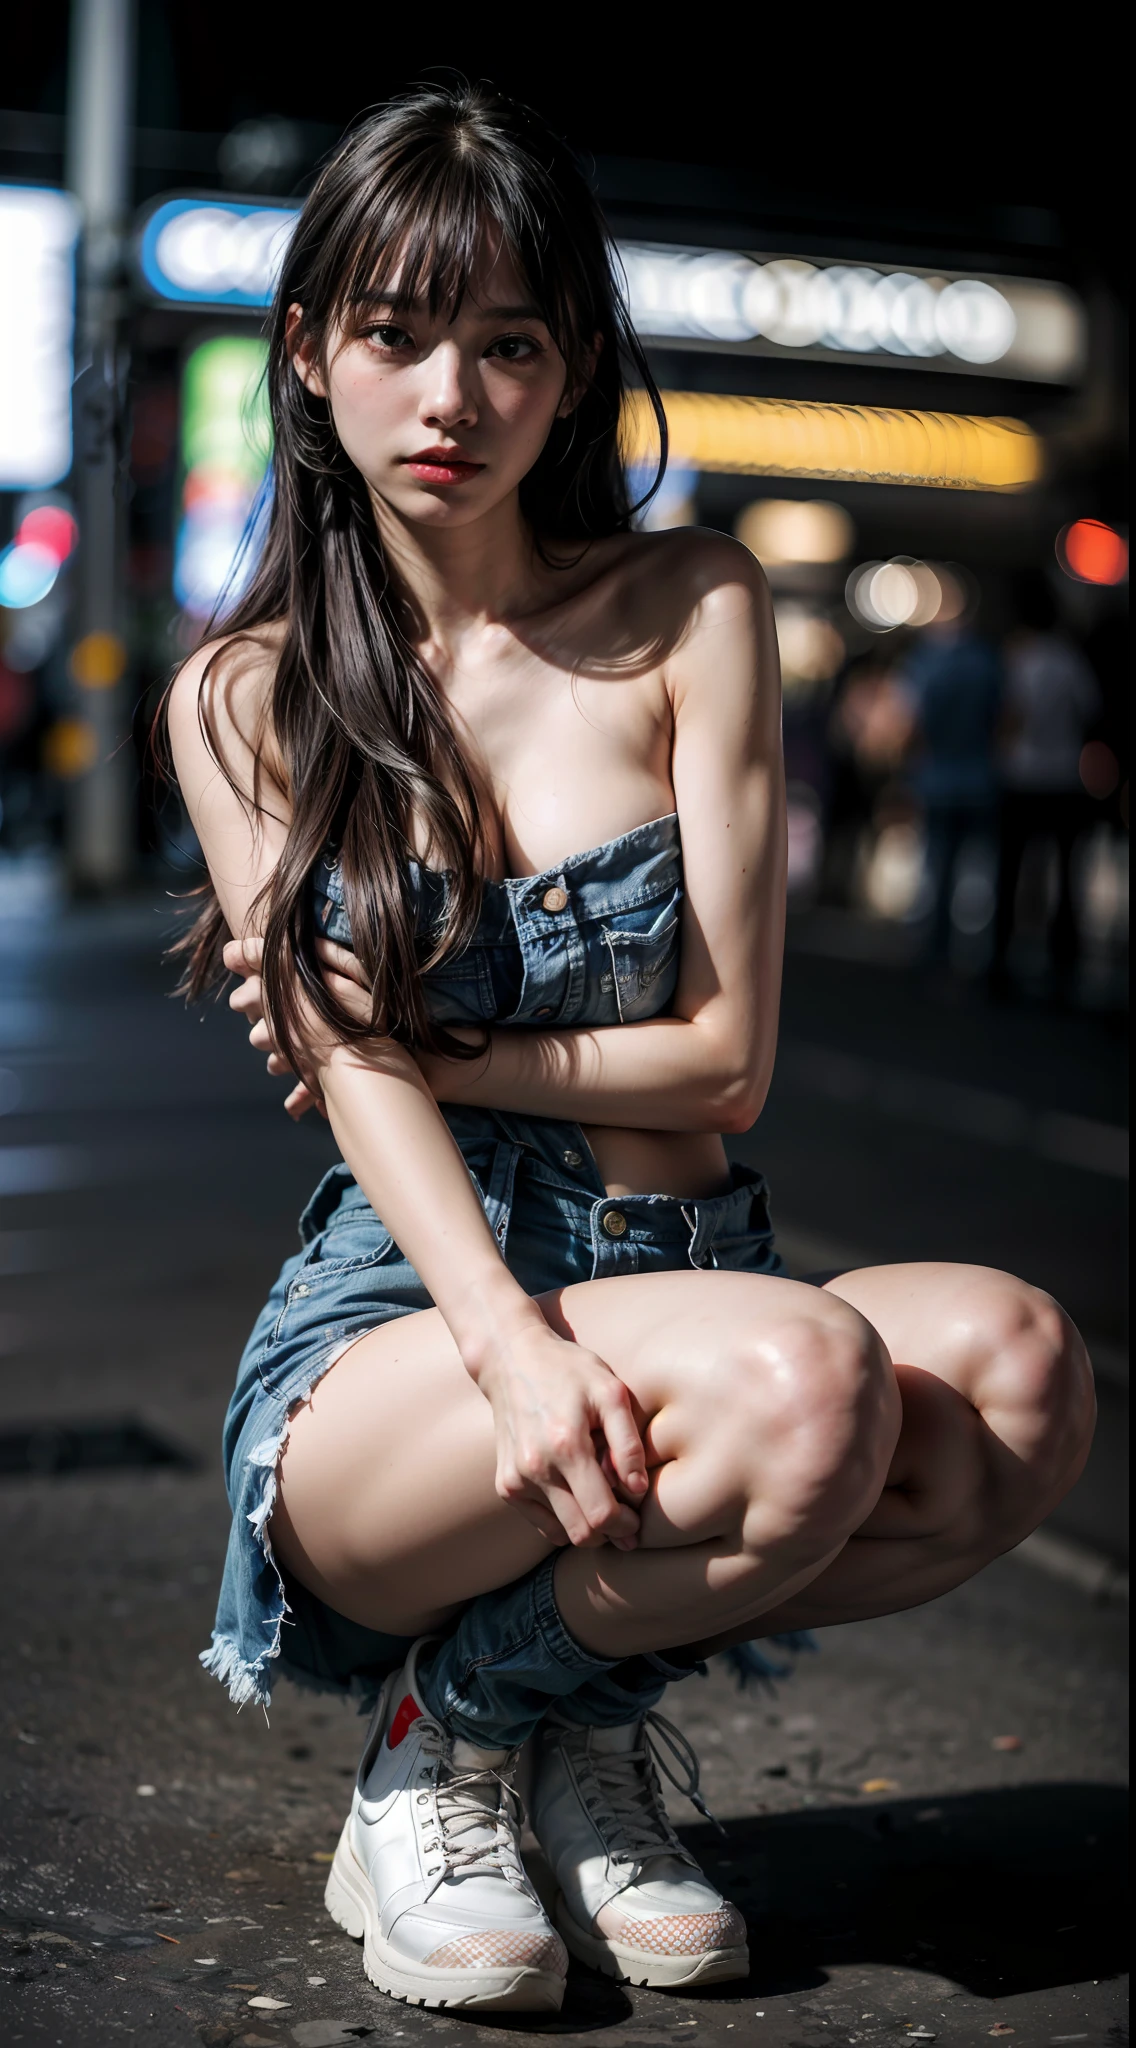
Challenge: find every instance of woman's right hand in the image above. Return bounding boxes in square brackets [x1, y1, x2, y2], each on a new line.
[224, 935, 374, 1120]
[474, 1318, 650, 1551]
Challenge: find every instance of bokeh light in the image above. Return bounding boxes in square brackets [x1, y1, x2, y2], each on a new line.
[774, 604, 846, 687]
[135, 205, 1085, 382]
[622, 391, 1041, 491]
[17, 504, 78, 563]
[174, 337, 271, 618]
[42, 716, 99, 778]
[0, 540, 61, 610]
[846, 558, 959, 631]
[1057, 519, 1128, 586]
[0, 186, 80, 488]
[142, 199, 295, 308]
[736, 499, 854, 565]
[70, 631, 128, 690]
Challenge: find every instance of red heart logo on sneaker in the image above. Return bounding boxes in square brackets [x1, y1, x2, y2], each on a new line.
[388, 1693, 422, 1749]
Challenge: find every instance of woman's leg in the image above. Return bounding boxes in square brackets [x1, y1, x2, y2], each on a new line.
[701, 1261, 1095, 1646]
[270, 1269, 899, 1657]
[272, 1259, 1092, 1663]
[280, 1259, 1090, 2000]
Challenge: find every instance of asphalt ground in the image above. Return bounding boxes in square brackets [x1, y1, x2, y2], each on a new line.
[0, 889, 1128, 2048]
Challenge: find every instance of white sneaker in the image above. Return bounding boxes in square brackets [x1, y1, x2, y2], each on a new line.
[531, 1710, 749, 1989]
[324, 1639, 567, 2011]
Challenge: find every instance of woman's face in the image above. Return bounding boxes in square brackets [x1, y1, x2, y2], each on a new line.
[289, 237, 576, 532]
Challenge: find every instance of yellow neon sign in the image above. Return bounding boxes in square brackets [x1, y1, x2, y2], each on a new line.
[622, 390, 1042, 491]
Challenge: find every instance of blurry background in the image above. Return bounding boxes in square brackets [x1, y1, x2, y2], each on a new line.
[0, 13, 1127, 2043]
[1, 9, 1127, 978]
[0, 2, 1126, 1539]
[0, 1, 1128, 1539]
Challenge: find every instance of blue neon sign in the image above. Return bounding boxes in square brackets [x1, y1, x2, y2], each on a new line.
[138, 197, 299, 308]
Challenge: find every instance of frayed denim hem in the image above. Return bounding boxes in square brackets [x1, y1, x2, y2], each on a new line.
[198, 1630, 274, 1712]
[201, 1329, 381, 1713]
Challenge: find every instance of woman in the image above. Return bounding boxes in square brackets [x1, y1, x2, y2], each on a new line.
[166, 85, 1094, 2016]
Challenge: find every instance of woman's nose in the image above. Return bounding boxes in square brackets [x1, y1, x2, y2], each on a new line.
[419, 343, 477, 432]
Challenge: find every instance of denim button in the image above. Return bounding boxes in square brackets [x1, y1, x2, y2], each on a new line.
[562, 1148, 584, 1169]
[602, 1210, 628, 1237]
[293, 1283, 312, 1296]
[541, 886, 568, 913]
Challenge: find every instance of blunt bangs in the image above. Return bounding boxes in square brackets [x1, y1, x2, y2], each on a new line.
[285, 105, 608, 405]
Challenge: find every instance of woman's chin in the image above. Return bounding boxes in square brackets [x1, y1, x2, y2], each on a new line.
[371, 479, 510, 529]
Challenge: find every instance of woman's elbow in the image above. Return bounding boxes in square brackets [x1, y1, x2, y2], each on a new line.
[708, 1064, 770, 1136]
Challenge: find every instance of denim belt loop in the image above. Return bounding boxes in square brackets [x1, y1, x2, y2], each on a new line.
[680, 1201, 720, 1271]
[482, 1140, 525, 1257]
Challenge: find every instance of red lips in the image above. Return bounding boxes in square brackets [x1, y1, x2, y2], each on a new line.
[402, 447, 484, 485]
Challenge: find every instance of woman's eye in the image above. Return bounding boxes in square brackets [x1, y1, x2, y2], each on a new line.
[368, 324, 413, 351]
[487, 333, 540, 362]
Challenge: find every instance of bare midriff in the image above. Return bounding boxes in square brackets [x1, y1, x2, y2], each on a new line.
[582, 1124, 732, 1200]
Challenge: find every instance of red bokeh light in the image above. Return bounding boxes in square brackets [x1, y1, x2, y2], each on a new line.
[16, 505, 79, 565]
[1058, 519, 1128, 587]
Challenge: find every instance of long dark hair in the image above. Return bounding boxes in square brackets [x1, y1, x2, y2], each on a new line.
[165, 81, 666, 1067]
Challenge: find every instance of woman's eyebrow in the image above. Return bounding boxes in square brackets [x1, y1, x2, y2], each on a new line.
[352, 292, 545, 322]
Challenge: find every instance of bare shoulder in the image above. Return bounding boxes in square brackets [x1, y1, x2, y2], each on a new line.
[609, 525, 771, 639]
[618, 530, 775, 709]
[166, 622, 287, 791]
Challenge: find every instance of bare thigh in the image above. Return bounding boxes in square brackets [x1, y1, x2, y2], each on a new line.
[269, 1269, 883, 1636]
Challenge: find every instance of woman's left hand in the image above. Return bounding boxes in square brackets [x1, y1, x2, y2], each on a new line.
[223, 935, 372, 1120]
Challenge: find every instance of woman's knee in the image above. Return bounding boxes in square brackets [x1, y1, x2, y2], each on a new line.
[698, 1296, 900, 1543]
[937, 1273, 1096, 1494]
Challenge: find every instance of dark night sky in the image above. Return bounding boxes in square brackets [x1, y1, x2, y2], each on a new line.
[7, 4, 1127, 271]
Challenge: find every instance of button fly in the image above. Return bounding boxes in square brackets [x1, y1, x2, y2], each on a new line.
[602, 1210, 628, 1238]
[541, 885, 568, 913]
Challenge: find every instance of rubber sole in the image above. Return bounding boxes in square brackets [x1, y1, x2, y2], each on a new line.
[324, 1817, 566, 2013]
[556, 1894, 750, 1989]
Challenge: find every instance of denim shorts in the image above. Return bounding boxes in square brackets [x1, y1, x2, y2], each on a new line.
[202, 1106, 787, 1711]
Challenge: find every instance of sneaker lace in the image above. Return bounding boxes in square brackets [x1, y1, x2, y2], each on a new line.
[417, 1725, 527, 1885]
[571, 1710, 726, 1864]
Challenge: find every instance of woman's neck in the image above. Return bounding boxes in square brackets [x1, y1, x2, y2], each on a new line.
[370, 489, 557, 655]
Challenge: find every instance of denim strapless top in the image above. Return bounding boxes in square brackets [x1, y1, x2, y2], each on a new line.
[312, 812, 682, 1032]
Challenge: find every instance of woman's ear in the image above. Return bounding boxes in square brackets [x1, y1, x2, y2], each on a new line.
[557, 330, 604, 419]
[286, 304, 327, 398]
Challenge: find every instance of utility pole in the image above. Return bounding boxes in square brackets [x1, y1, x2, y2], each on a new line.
[64, 0, 136, 892]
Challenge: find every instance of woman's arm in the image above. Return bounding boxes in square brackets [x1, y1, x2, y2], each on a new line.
[446, 546, 785, 1130]
[236, 542, 783, 1133]
[285, 543, 784, 1134]
[167, 640, 647, 1549]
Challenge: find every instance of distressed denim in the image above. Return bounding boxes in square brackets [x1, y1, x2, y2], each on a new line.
[202, 816, 791, 1734]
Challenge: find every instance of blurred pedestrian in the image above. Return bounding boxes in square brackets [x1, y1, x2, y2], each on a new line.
[821, 652, 915, 906]
[990, 575, 1101, 1000]
[897, 615, 1003, 965]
